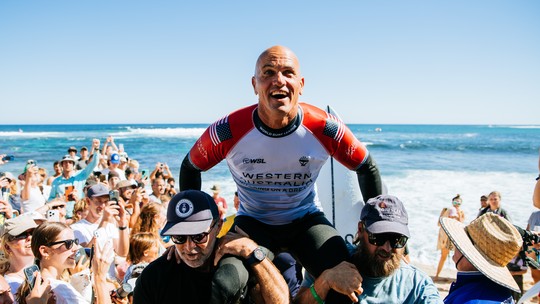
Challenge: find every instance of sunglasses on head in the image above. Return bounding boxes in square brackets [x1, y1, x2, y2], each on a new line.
[8, 229, 34, 241]
[366, 229, 408, 249]
[170, 222, 217, 245]
[47, 238, 79, 250]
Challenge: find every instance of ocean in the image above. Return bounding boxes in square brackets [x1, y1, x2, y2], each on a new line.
[1, 123, 539, 269]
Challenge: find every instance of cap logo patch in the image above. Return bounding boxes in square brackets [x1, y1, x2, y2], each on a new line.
[176, 199, 194, 218]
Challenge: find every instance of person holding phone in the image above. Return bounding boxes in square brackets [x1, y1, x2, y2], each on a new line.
[0, 216, 38, 294]
[48, 139, 101, 219]
[21, 164, 47, 213]
[16, 222, 88, 303]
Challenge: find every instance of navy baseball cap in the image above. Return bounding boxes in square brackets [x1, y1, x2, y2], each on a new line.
[87, 183, 109, 197]
[161, 190, 219, 236]
[360, 195, 410, 237]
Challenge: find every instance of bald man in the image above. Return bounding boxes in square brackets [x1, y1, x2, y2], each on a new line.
[180, 46, 382, 303]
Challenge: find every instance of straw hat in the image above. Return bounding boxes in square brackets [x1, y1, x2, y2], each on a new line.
[440, 213, 522, 292]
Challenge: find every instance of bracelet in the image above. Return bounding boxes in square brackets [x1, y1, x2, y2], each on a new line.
[118, 226, 128, 230]
[536, 174, 540, 181]
[310, 284, 324, 304]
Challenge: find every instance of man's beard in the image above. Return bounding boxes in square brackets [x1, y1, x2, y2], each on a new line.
[353, 241, 403, 277]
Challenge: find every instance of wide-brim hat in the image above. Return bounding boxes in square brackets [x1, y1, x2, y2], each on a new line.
[210, 184, 220, 191]
[60, 154, 77, 164]
[440, 213, 522, 293]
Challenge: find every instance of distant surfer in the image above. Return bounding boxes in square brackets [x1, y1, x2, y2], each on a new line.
[180, 45, 383, 303]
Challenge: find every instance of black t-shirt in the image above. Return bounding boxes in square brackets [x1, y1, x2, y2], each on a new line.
[133, 255, 214, 304]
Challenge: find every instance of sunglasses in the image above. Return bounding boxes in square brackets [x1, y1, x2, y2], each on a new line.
[170, 222, 217, 245]
[8, 229, 34, 241]
[366, 230, 408, 249]
[51, 205, 65, 210]
[452, 201, 461, 206]
[47, 238, 79, 250]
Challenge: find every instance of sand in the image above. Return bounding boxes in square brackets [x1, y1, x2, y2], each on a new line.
[412, 261, 538, 303]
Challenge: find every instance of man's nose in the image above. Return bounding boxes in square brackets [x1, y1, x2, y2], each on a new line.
[273, 71, 286, 85]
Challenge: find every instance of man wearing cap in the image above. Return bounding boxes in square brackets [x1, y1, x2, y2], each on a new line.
[48, 139, 101, 218]
[71, 183, 129, 258]
[440, 213, 522, 303]
[101, 152, 126, 181]
[295, 195, 442, 304]
[67, 146, 80, 161]
[180, 46, 382, 304]
[133, 190, 289, 304]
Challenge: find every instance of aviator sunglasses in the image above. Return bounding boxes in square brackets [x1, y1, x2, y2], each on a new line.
[47, 238, 79, 250]
[171, 222, 217, 245]
[366, 229, 408, 249]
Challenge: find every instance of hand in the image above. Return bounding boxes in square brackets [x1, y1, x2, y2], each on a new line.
[0, 200, 13, 219]
[319, 261, 363, 302]
[101, 201, 120, 224]
[155, 162, 162, 170]
[214, 232, 256, 266]
[107, 136, 113, 143]
[0, 154, 6, 165]
[92, 240, 115, 279]
[0, 177, 9, 188]
[72, 252, 90, 274]
[164, 245, 182, 264]
[25, 271, 53, 304]
[92, 138, 100, 151]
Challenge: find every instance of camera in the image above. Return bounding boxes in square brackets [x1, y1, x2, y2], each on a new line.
[109, 190, 119, 204]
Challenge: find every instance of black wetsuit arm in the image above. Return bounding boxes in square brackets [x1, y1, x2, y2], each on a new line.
[355, 154, 383, 202]
[179, 155, 202, 191]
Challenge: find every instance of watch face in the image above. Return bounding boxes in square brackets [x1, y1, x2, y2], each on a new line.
[254, 248, 265, 261]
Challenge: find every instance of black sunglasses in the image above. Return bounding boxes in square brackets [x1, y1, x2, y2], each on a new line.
[51, 204, 65, 210]
[170, 222, 217, 245]
[47, 238, 79, 250]
[8, 229, 34, 241]
[366, 230, 408, 249]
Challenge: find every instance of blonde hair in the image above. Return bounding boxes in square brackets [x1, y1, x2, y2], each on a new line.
[71, 199, 87, 223]
[131, 203, 163, 235]
[127, 232, 160, 264]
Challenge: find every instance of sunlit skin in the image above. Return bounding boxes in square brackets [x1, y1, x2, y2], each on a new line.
[85, 195, 110, 222]
[0, 275, 14, 304]
[41, 229, 79, 275]
[152, 179, 166, 197]
[488, 192, 501, 210]
[60, 160, 75, 178]
[175, 221, 222, 269]
[252, 46, 305, 129]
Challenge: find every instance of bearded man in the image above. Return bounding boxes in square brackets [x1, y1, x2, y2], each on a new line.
[294, 195, 443, 304]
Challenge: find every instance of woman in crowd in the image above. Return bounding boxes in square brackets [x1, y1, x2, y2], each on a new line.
[0, 216, 37, 296]
[130, 203, 171, 254]
[435, 194, 465, 280]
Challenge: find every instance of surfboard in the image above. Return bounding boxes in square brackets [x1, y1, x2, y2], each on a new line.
[317, 105, 365, 241]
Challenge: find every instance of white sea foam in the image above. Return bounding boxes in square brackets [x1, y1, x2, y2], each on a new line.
[110, 127, 206, 138]
[0, 131, 64, 138]
[385, 169, 535, 268]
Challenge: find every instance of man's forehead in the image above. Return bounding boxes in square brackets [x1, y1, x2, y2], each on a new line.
[256, 48, 299, 69]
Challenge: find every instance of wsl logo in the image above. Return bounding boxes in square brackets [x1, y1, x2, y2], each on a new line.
[299, 156, 310, 166]
[243, 158, 266, 164]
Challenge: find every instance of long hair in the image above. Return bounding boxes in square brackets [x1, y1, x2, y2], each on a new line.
[0, 233, 12, 275]
[131, 203, 163, 235]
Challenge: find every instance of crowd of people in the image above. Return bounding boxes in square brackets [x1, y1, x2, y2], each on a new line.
[0, 46, 539, 304]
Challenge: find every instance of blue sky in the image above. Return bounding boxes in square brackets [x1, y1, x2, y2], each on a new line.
[1, 1, 539, 125]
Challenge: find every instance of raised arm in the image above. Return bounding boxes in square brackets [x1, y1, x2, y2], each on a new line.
[534, 148, 540, 209]
[179, 155, 202, 191]
[356, 154, 383, 202]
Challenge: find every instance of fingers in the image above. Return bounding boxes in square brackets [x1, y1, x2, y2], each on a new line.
[234, 226, 249, 237]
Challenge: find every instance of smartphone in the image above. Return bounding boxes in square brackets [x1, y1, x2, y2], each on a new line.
[1, 155, 14, 162]
[1, 188, 9, 202]
[141, 169, 149, 179]
[75, 247, 89, 265]
[24, 264, 40, 290]
[65, 185, 75, 201]
[118, 143, 124, 152]
[109, 190, 119, 204]
[47, 209, 60, 222]
[88, 245, 95, 268]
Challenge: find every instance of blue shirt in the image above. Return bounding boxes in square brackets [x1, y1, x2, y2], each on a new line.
[444, 272, 514, 304]
[303, 261, 443, 304]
